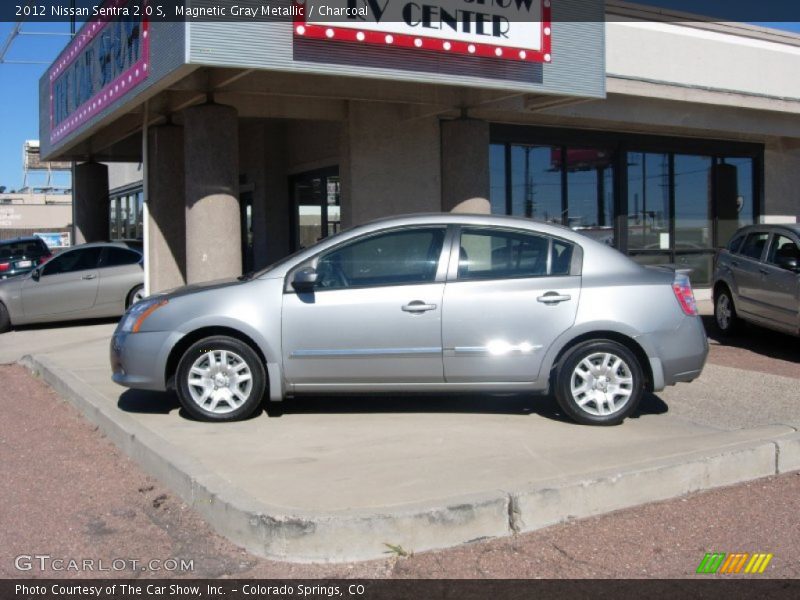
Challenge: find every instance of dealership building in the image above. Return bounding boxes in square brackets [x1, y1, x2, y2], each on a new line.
[39, 0, 800, 294]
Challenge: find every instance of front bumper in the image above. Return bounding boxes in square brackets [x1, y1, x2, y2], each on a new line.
[110, 330, 176, 391]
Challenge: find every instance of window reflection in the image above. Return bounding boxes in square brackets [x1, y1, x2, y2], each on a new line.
[674, 155, 713, 250]
[627, 153, 670, 251]
[565, 148, 614, 246]
[510, 145, 562, 224]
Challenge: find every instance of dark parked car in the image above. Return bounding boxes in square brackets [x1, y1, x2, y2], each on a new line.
[0, 237, 52, 280]
[713, 224, 800, 337]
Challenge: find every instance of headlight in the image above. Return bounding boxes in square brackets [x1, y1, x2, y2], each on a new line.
[119, 297, 169, 333]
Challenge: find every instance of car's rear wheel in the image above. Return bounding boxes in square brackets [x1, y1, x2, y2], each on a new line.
[175, 336, 266, 422]
[714, 288, 740, 335]
[126, 285, 145, 308]
[0, 302, 10, 334]
[555, 340, 644, 426]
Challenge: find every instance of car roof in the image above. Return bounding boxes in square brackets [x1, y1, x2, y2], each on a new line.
[355, 212, 583, 240]
[734, 223, 800, 236]
[0, 236, 47, 244]
[62, 241, 143, 253]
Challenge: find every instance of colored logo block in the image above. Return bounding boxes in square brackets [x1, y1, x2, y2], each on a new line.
[696, 552, 773, 574]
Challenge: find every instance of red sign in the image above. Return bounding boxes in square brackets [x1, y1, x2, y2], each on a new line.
[294, 0, 552, 63]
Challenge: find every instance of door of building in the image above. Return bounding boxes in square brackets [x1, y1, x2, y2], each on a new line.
[289, 167, 341, 251]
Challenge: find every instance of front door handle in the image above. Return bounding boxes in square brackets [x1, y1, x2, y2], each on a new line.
[81, 274, 97, 280]
[402, 301, 437, 313]
[759, 268, 770, 275]
[537, 292, 571, 305]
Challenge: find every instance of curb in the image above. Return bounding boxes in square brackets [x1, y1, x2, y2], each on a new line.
[20, 353, 800, 563]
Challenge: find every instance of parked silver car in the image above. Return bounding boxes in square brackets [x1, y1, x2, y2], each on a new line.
[111, 214, 708, 425]
[713, 224, 800, 337]
[0, 241, 144, 333]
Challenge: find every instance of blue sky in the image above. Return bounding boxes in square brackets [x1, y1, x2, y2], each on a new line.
[1, 17, 799, 191]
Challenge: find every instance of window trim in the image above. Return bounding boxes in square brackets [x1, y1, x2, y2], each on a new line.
[284, 225, 453, 293]
[447, 225, 581, 283]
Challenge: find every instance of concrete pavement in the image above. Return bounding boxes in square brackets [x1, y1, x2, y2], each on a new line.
[3, 317, 800, 562]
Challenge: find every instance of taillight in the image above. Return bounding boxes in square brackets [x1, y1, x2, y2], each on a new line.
[672, 273, 698, 316]
[39, 254, 52, 264]
[0, 262, 9, 272]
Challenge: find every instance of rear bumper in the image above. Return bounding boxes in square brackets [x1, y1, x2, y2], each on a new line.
[639, 315, 709, 391]
[110, 330, 176, 391]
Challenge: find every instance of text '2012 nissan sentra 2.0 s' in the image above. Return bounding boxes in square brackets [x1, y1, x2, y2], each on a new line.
[110, 214, 708, 426]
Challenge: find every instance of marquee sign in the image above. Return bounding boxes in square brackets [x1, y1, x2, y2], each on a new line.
[294, 0, 552, 63]
[49, 0, 150, 144]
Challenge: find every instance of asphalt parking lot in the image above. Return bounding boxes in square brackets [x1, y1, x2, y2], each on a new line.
[1, 305, 798, 564]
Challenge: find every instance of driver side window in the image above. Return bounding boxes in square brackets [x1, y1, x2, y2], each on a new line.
[42, 247, 102, 276]
[315, 228, 446, 290]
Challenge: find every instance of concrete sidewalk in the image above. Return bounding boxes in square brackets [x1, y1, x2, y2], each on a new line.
[5, 321, 800, 562]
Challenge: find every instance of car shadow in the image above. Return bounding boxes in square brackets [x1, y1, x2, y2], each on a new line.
[701, 315, 800, 363]
[118, 389, 180, 415]
[267, 389, 669, 424]
[117, 386, 670, 424]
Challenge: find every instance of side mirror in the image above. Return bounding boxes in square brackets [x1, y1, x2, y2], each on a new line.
[775, 254, 799, 272]
[291, 267, 318, 292]
[31, 268, 40, 281]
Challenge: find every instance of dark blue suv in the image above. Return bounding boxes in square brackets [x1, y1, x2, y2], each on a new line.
[0, 237, 53, 280]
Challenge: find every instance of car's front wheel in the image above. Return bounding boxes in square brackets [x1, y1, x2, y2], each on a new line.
[714, 288, 740, 335]
[175, 336, 266, 422]
[554, 340, 644, 426]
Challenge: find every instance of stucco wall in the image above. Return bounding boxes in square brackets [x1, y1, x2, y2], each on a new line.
[764, 141, 800, 221]
[341, 102, 441, 227]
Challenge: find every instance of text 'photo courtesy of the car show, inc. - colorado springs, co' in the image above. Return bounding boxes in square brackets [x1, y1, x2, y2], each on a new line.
[0, 0, 799, 599]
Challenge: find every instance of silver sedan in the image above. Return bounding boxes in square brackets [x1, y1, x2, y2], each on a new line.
[0, 241, 144, 333]
[111, 214, 708, 426]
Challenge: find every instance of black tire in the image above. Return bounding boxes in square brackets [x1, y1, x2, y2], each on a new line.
[0, 302, 10, 334]
[554, 339, 644, 426]
[175, 336, 266, 422]
[126, 284, 145, 309]
[714, 287, 740, 336]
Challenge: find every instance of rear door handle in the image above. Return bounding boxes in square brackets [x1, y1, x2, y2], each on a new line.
[537, 292, 571, 305]
[759, 268, 770, 275]
[402, 301, 437, 313]
[81, 274, 97, 280]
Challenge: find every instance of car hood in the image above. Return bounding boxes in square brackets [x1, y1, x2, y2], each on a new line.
[157, 276, 248, 300]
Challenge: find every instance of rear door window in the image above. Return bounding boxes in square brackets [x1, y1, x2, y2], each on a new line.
[457, 228, 573, 280]
[738, 232, 769, 261]
[100, 246, 142, 268]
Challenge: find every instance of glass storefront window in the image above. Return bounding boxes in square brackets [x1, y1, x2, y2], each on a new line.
[487, 133, 761, 288]
[674, 155, 713, 250]
[627, 153, 670, 251]
[108, 188, 144, 240]
[675, 253, 714, 287]
[509, 145, 562, 223]
[489, 144, 506, 215]
[565, 148, 614, 246]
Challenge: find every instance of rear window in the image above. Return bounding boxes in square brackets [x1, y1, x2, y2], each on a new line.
[739, 232, 769, 261]
[0, 239, 48, 259]
[727, 234, 745, 254]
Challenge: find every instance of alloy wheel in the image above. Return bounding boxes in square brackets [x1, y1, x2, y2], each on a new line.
[186, 350, 254, 415]
[569, 352, 634, 417]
